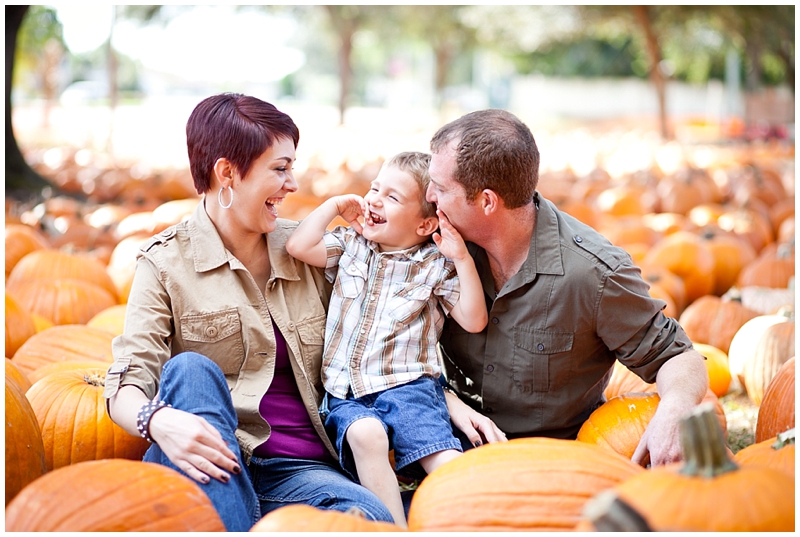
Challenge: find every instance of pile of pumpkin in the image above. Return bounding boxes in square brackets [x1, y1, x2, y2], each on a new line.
[5, 143, 795, 531]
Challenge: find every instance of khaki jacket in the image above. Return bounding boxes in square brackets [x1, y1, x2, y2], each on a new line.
[104, 200, 335, 462]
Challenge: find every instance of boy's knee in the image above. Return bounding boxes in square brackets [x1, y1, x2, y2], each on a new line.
[346, 418, 388, 454]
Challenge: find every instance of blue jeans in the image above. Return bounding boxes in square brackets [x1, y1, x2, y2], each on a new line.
[142, 352, 393, 531]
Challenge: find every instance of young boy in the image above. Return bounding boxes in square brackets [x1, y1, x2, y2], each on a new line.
[285, 151, 488, 527]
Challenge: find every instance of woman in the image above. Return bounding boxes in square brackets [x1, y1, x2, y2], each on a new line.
[103, 93, 394, 531]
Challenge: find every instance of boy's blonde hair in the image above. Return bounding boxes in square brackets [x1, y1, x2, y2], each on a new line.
[385, 151, 437, 218]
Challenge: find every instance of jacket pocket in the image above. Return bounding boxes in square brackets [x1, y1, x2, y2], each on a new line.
[180, 308, 245, 376]
[512, 326, 573, 393]
[295, 314, 326, 388]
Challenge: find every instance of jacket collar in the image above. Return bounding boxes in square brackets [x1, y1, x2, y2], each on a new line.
[187, 199, 300, 282]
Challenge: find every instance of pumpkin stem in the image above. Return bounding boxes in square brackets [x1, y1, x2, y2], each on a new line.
[772, 428, 795, 450]
[583, 490, 653, 532]
[83, 373, 106, 387]
[678, 403, 739, 478]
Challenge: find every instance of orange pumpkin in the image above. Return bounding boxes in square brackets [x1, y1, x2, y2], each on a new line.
[5, 357, 32, 393]
[87, 303, 128, 336]
[678, 295, 759, 355]
[7, 249, 119, 302]
[613, 404, 795, 531]
[734, 430, 794, 478]
[5, 293, 38, 357]
[736, 243, 795, 289]
[642, 231, 715, 306]
[717, 207, 774, 255]
[26, 359, 112, 385]
[11, 324, 115, 379]
[576, 392, 660, 462]
[5, 375, 47, 506]
[595, 185, 647, 217]
[31, 312, 55, 333]
[5, 223, 50, 278]
[4, 459, 226, 531]
[251, 504, 404, 532]
[7, 277, 118, 326]
[640, 264, 687, 316]
[26, 366, 150, 471]
[597, 215, 661, 248]
[692, 342, 732, 397]
[755, 357, 795, 443]
[407, 437, 644, 531]
[697, 226, 757, 296]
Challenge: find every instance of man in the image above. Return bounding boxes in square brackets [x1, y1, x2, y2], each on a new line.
[426, 109, 707, 466]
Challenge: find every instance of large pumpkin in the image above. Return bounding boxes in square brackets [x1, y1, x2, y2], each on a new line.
[612, 404, 794, 531]
[5, 357, 32, 393]
[576, 392, 660, 462]
[4, 459, 226, 531]
[26, 366, 150, 471]
[407, 437, 644, 531]
[7, 277, 118, 326]
[741, 320, 795, 405]
[756, 357, 795, 443]
[642, 231, 715, 306]
[7, 248, 119, 302]
[734, 429, 795, 479]
[11, 324, 115, 384]
[5, 375, 47, 506]
[251, 504, 403, 532]
[678, 294, 759, 355]
[5, 293, 37, 357]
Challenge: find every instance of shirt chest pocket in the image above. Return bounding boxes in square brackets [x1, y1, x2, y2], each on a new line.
[389, 282, 433, 325]
[180, 308, 245, 376]
[512, 327, 574, 393]
[334, 255, 369, 299]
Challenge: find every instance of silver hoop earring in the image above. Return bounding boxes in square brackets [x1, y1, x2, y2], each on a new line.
[218, 186, 234, 209]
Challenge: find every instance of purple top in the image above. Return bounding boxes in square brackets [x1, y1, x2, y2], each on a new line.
[253, 321, 333, 461]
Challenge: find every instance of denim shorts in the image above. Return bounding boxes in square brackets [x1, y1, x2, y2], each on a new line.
[322, 375, 463, 482]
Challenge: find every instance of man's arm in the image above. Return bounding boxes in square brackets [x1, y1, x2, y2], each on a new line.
[632, 348, 708, 467]
[286, 195, 365, 268]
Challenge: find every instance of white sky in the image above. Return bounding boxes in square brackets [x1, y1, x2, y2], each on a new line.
[48, 4, 305, 84]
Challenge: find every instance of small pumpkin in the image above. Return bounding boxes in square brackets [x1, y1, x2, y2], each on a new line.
[26, 366, 150, 471]
[407, 437, 644, 531]
[251, 504, 403, 532]
[613, 404, 795, 531]
[11, 324, 115, 379]
[734, 429, 794, 479]
[642, 231, 715, 306]
[576, 392, 660, 462]
[756, 357, 795, 443]
[678, 294, 759, 355]
[4, 459, 226, 531]
[5, 375, 47, 506]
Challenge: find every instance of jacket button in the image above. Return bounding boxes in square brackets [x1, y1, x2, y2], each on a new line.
[287, 322, 296, 331]
[491, 317, 499, 325]
[537, 343, 545, 351]
[486, 364, 494, 372]
[206, 326, 218, 338]
[574, 235, 583, 243]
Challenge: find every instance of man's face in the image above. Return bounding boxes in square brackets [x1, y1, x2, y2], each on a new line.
[427, 140, 475, 240]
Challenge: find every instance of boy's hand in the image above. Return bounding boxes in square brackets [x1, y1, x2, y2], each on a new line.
[333, 195, 366, 234]
[432, 210, 469, 262]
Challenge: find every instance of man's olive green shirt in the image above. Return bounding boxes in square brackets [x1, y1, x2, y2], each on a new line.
[103, 201, 335, 463]
[439, 193, 693, 440]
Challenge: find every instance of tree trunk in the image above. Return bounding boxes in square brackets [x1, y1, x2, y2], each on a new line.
[5, 5, 55, 201]
[325, 6, 357, 126]
[632, 5, 671, 140]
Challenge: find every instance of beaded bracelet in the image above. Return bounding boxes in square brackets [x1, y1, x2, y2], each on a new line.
[136, 400, 172, 444]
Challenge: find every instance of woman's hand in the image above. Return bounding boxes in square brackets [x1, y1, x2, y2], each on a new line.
[148, 407, 241, 484]
[444, 390, 507, 447]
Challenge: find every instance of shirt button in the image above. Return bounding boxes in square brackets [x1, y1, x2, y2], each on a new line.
[491, 317, 499, 325]
[574, 235, 583, 244]
[205, 326, 218, 338]
[287, 322, 296, 331]
[537, 343, 545, 351]
[486, 364, 494, 372]
[361, 329, 367, 334]
[370, 295, 376, 301]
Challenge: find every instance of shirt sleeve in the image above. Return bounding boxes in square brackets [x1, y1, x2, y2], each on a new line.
[433, 258, 461, 317]
[596, 263, 693, 384]
[103, 255, 173, 402]
[322, 226, 349, 284]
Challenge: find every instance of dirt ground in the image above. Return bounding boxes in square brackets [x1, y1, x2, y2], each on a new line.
[720, 392, 760, 453]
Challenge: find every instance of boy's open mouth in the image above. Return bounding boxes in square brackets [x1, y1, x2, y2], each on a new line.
[370, 211, 386, 224]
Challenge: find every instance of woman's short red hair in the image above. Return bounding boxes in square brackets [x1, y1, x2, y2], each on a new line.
[186, 93, 299, 194]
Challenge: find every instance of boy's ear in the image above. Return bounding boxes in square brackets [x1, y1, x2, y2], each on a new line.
[416, 216, 439, 237]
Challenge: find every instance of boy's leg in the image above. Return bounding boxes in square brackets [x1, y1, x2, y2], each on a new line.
[346, 417, 407, 528]
[418, 448, 461, 475]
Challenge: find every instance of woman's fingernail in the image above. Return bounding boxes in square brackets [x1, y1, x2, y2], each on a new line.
[474, 440, 482, 447]
[221, 473, 230, 483]
[233, 465, 241, 474]
[201, 476, 210, 484]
